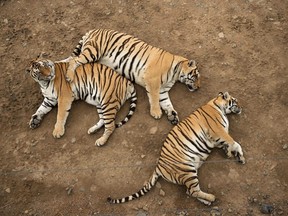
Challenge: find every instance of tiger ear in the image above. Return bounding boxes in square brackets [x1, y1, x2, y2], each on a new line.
[32, 61, 40, 68]
[188, 59, 197, 68]
[218, 92, 229, 99]
[37, 52, 48, 59]
[223, 92, 230, 100]
[25, 67, 31, 73]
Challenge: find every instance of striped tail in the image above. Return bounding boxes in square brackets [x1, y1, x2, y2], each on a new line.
[72, 37, 84, 57]
[107, 170, 159, 204]
[115, 89, 137, 128]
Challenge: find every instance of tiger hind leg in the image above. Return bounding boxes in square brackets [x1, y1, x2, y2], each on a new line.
[94, 106, 117, 146]
[88, 119, 104, 134]
[185, 176, 215, 205]
[95, 123, 115, 146]
[66, 47, 98, 82]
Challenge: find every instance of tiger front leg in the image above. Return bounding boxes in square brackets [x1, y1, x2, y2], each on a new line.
[159, 90, 179, 125]
[52, 97, 73, 138]
[145, 83, 162, 120]
[29, 98, 56, 129]
[225, 142, 246, 164]
[213, 130, 245, 164]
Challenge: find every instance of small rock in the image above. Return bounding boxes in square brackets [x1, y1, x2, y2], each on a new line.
[136, 210, 147, 216]
[149, 126, 158, 135]
[3, 18, 8, 24]
[66, 187, 73, 195]
[90, 185, 97, 192]
[218, 32, 225, 38]
[24, 210, 29, 214]
[171, 30, 182, 37]
[141, 154, 146, 159]
[277, 210, 284, 215]
[122, 140, 128, 147]
[5, 188, 11, 193]
[228, 208, 233, 213]
[158, 200, 163, 205]
[71, 137, 76, 143]
[156, 182, 162, 189]
[260, 204, 274, 214]
[208, 183, 211, 189]
[142, 205, 149, 211]
[282, 144, 288, 150]
[159, 189, 165, 196]
[231, 43, 237, 48]
[210, 207, 221, 216]
[136, 161, 142, 166]
[176, 210, 188, 216]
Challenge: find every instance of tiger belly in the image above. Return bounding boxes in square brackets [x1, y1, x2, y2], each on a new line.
[85, 96, 99, 106]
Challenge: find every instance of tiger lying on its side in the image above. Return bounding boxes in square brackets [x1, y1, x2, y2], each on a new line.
[63, 29, 200, 125]
[27, 55, 137, 146]
[107, 92, 245, 205]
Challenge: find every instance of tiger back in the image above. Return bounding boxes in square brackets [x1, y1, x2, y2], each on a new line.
[63, 29, 200, 125]
[107, 92, 245, 205]
[28, 57, 137, 146]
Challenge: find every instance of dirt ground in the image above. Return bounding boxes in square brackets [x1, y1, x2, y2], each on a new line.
[0, 0, 287, 215]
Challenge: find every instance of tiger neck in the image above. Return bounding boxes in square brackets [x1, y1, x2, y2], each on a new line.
[54, 62, 69, 77]
[173, 56, 188, 78]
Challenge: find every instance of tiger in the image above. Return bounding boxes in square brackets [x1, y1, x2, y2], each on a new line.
[63, 29, 200, 125]
[27, 55, 137, 146]
[107, 92, 245, 205]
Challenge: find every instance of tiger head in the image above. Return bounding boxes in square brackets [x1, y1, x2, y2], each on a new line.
[178, 60, 200, 92]
[215, 92, 242, 114]
[26, 56, 55, 84]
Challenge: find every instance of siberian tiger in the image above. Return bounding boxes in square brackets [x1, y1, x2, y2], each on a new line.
[107, 92, 245, 205]
[63, 29, 200, 125]
[27, 56, 137, 146]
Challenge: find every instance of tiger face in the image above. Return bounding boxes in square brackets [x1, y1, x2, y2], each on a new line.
[26, 59, 55, 83]
[179, 60, 200, 92]
[217, 92, 242, 114]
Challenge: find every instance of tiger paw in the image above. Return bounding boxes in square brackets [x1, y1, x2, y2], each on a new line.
[95, 137, 107, 147]
[235, 153, 246, 164]
[29, 115, 41, 129]
[87, 126, 98, 134]
[197, 192, 215, 205]
[53, 126, 65, 138]
[150, 108, 162, 120]
[65, 70, 74, 83]
[167, 110, 179, 125]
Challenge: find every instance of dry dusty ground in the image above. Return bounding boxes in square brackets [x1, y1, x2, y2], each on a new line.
[0, 0, 287, 215]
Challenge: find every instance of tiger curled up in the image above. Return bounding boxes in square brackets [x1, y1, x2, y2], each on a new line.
[63, 29, 200, 125]
[107, 92, 245, 205]
[27, 55, 137, 146]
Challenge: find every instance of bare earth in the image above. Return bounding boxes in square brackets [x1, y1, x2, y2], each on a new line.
[0, 0, 287, 215]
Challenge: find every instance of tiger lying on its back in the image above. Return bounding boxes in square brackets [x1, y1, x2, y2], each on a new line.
[27, 55, 137, 146]
[63, 29, 200, 125]
[107, 92, 245, 205]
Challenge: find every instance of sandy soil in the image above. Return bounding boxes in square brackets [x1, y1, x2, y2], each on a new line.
[0, 0, 287, 215]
